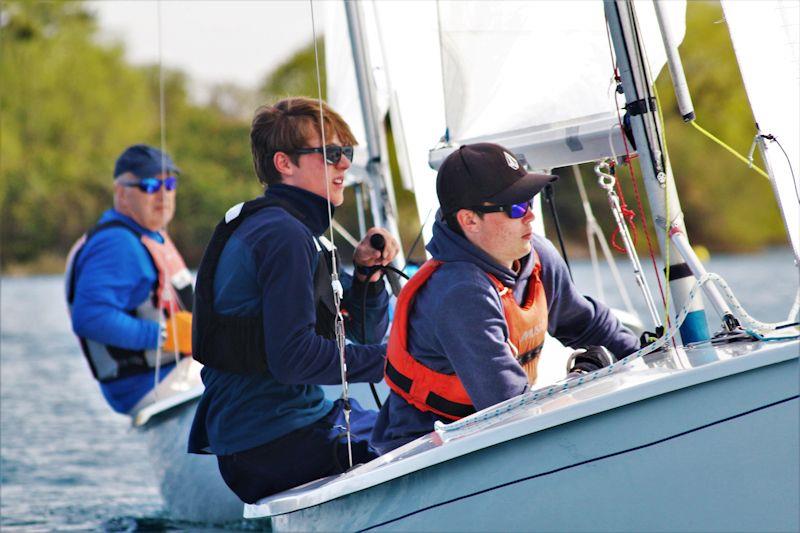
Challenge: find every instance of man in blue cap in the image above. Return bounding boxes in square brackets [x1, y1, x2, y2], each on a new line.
[66, 144, 194, 414]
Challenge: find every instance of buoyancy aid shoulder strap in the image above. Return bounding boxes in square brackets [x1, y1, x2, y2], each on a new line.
[67, 220, 144, 304]
[194, 196, 304, 307]
[390, 259, 443, 350]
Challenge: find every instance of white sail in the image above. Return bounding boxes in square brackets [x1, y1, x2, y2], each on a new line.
[324, 1, 390, 182]
[721, 0, 800, 264]
[433, 1, 684, 167]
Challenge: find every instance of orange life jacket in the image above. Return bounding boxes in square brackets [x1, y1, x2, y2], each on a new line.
[384, 255, 548, 421]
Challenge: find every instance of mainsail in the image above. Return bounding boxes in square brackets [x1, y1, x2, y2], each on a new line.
[721, 0, 800, 265]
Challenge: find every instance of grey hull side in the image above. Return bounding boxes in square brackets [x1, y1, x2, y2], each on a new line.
[274, 357, 799, 532]
[137, 398, 244, 524]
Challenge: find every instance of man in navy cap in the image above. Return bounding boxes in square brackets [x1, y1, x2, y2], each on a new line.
[66, 144, 194, 414]
[371, 143, 640, 453]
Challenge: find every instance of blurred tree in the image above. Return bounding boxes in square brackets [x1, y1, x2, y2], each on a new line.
[0, 0, 789, 274]
[0, 0, 259, 270]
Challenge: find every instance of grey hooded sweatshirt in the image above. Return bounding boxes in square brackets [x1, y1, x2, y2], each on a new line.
[370, 216, 640, 454]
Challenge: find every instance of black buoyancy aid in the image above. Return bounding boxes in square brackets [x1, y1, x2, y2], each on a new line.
[385, 254, 549, 421]
[65, 220, 194, 383]
[192, 197, 339, 375]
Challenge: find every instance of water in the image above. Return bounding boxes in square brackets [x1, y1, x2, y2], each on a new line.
[1, 249, 797, 531]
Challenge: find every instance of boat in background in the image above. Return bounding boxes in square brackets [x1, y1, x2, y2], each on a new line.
[127, 358, 244, 524]
[244, 0, 800, 530]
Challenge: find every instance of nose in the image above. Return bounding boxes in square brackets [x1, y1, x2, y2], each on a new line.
[522, 203, 535, 222]
[335, 154, 351, 170]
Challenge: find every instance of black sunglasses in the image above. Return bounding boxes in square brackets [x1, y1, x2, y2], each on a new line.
[292, 145, 354, 165]
[470, 199, 533, 219]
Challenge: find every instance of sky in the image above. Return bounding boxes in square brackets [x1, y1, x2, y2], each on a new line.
[88, 1, 325, 98]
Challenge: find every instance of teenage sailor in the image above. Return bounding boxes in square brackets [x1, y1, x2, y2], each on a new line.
[188, 97, 398, 504]
[66, 144, 193, 414]
[371, 143, 640, 453]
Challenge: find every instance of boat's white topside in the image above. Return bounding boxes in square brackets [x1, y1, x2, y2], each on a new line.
[245, 337, 799, 518]
[131, 358, 205, 427]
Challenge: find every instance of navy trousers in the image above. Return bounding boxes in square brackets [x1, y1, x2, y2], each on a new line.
[217, 398, 378, 504]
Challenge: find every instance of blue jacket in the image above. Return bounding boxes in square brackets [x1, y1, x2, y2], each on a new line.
[371, 216, 640, 453]
[188, 184, 390, 456]
[69, 209, 175, 413]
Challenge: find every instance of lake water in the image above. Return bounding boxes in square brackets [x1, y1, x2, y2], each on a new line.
[1, 249, 797, 531]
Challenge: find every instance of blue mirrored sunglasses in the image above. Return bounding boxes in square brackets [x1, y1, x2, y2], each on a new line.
[293, 145, 354, 165]
[120, 176, 178, 194]
[470, 199, 532, 219]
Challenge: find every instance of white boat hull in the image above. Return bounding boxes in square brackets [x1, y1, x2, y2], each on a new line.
[135, 397, 244, 524]
[249, 340, 799, 532]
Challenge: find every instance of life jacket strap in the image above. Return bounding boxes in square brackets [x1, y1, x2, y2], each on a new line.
[385, 358, 476, 420]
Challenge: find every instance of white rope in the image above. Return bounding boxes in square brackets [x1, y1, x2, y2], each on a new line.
[595, 161, 662, 328]
[436, 271, 799, 433]
[572, 164, 635, 315]
[308, 0, 353, 468]
[788, 287, 800, 323]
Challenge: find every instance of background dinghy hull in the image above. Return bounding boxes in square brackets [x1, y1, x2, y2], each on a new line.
[136, 398, 244, 524]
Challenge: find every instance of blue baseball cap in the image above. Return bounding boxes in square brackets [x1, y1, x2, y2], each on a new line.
[113, 144, 180, 179]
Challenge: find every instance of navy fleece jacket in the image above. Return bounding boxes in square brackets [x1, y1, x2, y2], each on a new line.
[370, 215, 639, 453]
[188, 184, 390, 455]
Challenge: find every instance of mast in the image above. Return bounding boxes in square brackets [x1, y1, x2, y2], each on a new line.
[344, 0, 406, 271]
[604, 0, 719, 340]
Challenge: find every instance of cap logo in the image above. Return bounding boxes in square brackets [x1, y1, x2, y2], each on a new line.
[504, 151, 519, 171]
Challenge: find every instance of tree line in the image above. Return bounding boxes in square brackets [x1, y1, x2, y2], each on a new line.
[0, 1, 788, 274]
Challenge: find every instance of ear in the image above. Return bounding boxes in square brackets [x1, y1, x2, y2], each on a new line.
[113, 181, 127, 210]
[273, 151, 295, 177]
[455, 208, 481, 234]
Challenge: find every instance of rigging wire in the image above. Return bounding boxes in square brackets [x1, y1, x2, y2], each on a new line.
[603, 12, 668, 314]
[152, 0, 182, 395]
[308, 0, 353, 469]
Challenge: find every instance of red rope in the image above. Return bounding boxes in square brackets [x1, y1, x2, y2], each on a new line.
[611, 71, 668, 309]
[608, 160, 638, 253]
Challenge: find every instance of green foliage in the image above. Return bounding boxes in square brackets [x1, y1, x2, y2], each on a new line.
[655, 1, 784, 252]
[0, 0, 789, 274]
[260, 37, 326, 103]
[0, 0, 259, 270]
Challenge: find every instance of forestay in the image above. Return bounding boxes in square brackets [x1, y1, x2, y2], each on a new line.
[721, 0, 800, 265]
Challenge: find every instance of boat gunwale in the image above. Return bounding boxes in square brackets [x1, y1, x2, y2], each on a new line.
[245, 337, 799, 518]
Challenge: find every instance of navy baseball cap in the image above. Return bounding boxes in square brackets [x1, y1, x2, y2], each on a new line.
[437, 143, 557, 214]
[113, 144, 180, 179]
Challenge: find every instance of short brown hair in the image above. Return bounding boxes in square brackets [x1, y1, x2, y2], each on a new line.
[250, 97, 358, 186]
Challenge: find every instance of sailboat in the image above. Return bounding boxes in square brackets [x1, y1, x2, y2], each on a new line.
[243, 0, 800, 530]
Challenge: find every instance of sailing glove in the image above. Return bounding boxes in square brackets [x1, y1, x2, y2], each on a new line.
[566, 346, 616, 378]
[162, 310, 193, 355]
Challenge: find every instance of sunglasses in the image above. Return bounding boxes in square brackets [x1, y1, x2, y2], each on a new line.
[470, 199, 533, 219]
[120, 176, 178, 194]
[293, 145, 354, 165]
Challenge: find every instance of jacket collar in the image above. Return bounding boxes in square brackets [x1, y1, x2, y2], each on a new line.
[265, 184, 334, 237]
